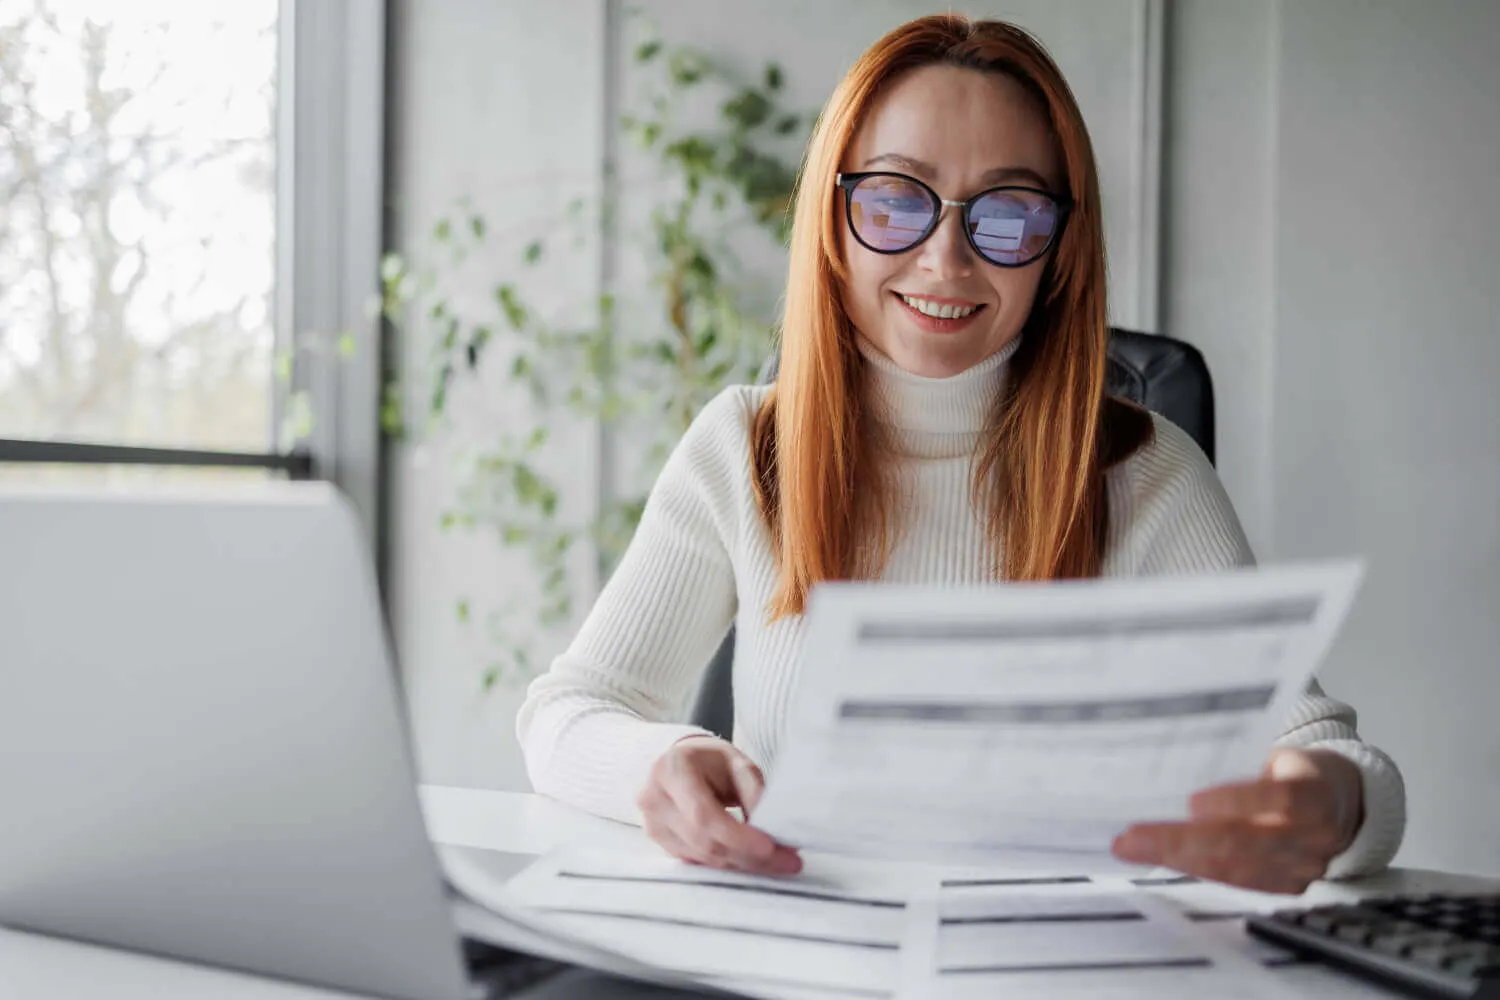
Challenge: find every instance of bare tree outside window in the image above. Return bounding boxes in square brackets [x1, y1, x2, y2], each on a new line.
[0, 0, 277, 464]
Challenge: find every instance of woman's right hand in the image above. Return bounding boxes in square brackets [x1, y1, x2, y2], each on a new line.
[637, 735, 803, 875]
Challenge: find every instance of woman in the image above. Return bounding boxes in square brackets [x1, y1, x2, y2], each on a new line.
[518, 15, 1405, 893]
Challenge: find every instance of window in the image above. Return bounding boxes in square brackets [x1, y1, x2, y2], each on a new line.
[0, 1, 283, 480]
[0, 1, 383, 527]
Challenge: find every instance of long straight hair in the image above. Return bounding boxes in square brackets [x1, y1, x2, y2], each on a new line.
[752, 15, 1152, 619]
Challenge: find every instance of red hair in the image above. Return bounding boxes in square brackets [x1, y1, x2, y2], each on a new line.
[751, 14, 1152, 618]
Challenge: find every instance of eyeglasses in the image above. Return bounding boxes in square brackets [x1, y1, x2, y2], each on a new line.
[835, 171, 1073, 268]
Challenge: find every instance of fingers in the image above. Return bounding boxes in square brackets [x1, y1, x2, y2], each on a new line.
[1116, 757, 1351, 895]
[641, 811, 702, 863]
[641, 777, 741, 868]
[1187, 770, 1347, 860]
[638, 742, 801, 876]
[665, 770, 770, 861]
[1189, 777, 1331, 826]
[1112, 820, 1330, 894]
[728, 754, 765, 817]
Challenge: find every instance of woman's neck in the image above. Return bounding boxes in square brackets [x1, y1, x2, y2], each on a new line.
[857, 336, 1019, 457]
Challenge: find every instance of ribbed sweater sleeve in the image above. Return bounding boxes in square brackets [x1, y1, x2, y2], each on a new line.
[515, 389, 749, 824]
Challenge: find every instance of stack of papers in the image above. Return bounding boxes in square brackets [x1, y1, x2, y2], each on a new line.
[467, 847, 1317, 999]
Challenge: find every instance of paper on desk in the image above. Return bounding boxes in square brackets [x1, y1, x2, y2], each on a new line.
[751, 561, 1364, 867]
[501, 847, 1292, 999]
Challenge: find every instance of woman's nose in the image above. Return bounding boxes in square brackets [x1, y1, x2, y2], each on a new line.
[915, 204, 975, 279]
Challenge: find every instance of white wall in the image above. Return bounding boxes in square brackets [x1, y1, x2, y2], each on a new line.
[387, 0, 1163, 793]
[1161, 1, 1277, 552]
[385, 1, 607, 792]
[1166, 0, 1500, 876]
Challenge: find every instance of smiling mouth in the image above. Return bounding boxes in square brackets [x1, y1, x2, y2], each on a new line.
[895, 293, 986, 322]
[888, 293, 984, 332]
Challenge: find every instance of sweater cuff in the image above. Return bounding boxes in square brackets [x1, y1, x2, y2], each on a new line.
[1313, 738, 1408, 880]
[530, 719, 714, 827]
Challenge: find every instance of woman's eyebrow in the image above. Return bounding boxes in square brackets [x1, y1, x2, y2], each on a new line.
[980, 165, 1052, 188]
[861, 152, 935, 176]
[860, 154, 1053, 190]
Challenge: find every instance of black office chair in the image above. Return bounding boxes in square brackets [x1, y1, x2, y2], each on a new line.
[686, 328, 1215, 738]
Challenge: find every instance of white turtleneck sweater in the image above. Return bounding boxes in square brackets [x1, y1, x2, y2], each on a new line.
[517, 338, 1406, 878]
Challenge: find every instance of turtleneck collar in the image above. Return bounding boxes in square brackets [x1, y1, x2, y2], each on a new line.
[858, 336, 1020, 458]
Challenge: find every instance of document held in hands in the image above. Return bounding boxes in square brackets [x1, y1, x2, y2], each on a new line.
[749, 560, 1365, 867]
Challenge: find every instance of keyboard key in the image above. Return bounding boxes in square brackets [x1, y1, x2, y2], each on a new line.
[1304, 911, 1342, 933]
[1445, 955, 1500, 979]
[1440, 943, 1500, 967]
[1371, 931, 1449, 956]
[1409, 943, 1462, 968]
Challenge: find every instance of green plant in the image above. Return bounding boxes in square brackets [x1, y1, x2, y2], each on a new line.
[380, 28, 809, 691]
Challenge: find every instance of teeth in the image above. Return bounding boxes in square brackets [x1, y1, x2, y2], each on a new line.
[901, 295, 978, 319]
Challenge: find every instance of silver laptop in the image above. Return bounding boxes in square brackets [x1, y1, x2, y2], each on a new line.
[0, 483, 690, 999]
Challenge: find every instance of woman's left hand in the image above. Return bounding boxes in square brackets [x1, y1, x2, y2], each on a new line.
[1111, 748, 1364, 894]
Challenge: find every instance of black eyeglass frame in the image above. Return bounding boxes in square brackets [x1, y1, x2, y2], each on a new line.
[835, 170, 1074, 268]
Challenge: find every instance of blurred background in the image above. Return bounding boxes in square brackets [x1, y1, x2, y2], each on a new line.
[1, 0, 1496, 879]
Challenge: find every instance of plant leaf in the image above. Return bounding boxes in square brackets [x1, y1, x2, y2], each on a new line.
[722, 89, 771, 130]
[513, 463, 544, 505]
[467, 325, 492, 369]
[495, 284, 528, 330]
[431, 362, 452, 415]
[668, 49, 708, 87]
[279, 391, 315, 450]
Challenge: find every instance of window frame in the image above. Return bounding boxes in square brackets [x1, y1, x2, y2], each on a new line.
[0, 0, 386, 545]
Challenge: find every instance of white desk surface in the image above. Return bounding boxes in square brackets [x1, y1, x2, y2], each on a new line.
[5, 785, 1498, 1000]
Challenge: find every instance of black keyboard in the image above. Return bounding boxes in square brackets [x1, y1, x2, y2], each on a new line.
[1248, 894, 1500, 999]
[462, 937, 570, 997]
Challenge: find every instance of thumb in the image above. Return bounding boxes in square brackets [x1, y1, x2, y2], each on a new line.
[726, 751, 765, 817]
[1265, 747, 1321, 782]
